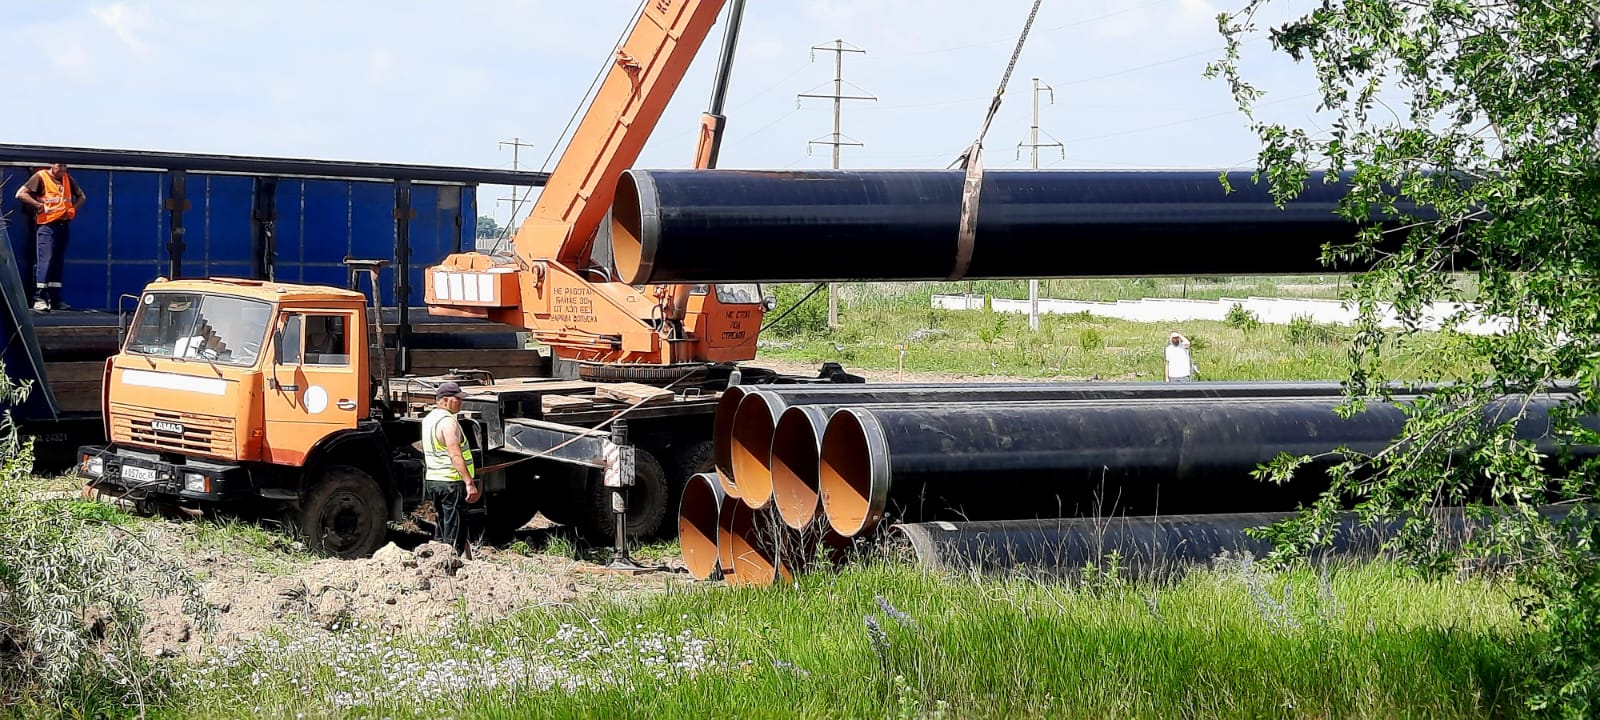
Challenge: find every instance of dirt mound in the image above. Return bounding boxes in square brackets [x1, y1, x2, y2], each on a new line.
[141, 535, 685, 659]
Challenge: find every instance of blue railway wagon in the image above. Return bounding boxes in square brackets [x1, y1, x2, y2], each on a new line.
[0, 166, 476, 312]
[0, 145, 549, 471]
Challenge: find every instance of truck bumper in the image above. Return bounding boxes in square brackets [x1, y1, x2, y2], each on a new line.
[76, 445, 253, 503]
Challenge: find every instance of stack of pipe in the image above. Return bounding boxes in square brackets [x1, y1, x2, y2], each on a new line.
[678, 380, 1595, 585]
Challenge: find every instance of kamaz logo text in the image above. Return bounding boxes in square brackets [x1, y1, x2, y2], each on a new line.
[151, 420, 185, 434]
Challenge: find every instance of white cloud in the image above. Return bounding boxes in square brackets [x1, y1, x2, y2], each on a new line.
[90, 2, 154, 56]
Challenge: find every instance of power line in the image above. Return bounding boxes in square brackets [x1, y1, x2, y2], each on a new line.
[798, 39, 876, 329]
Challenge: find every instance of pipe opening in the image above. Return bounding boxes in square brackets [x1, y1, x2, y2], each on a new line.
[677, 474, 725, 581]
[712, 386, 752, 480]
[725, 504, 785, 586]
[771, 407, 826, 530]
[820, 409, 876, 537]
[730, 394, 781, 508]
[609, 171, 653, 285]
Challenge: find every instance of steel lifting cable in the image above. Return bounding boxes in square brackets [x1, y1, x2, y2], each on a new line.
[492, 0, 651, 255]
[947, 0, 1045, 281]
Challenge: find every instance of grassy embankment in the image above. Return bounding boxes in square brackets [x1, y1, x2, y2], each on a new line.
[755, 278, 1483, 381]
[162, 557, 1534, 719]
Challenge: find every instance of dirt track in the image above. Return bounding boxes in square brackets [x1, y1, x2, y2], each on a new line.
[132, 516, 696, 660]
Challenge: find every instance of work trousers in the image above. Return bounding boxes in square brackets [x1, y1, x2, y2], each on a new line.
[34, 220, 69, 305]
[425, 480, 470, 554]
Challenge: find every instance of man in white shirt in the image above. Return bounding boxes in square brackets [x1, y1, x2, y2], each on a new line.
[1165, 331, 1194, 382]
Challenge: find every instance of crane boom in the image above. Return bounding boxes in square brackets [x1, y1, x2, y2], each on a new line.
[423, 0, 769, 375]
[520, 0, 727, 267]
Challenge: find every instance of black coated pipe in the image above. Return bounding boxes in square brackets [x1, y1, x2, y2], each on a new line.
[678, 472, 738, 580]
[888, 505, 1579, 581]
[719, 502, 793, 587]
[727, 380, 1440, 509]
[612, 168, 1437, 285]
[818, 394, 1594, 537]
[771, 405, 834, 529]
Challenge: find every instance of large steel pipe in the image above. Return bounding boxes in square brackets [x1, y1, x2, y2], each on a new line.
[718, 501, 793, 587]
[819, 394, 1590, 537]
[678, 472, 738, 581]
[771, 405, 835, 529]
[888, 505, 1579, 581]
[736, 381, 1427, 514]
[611, 168, 1428, 285]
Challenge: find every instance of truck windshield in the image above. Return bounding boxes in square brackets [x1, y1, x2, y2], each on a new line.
[125, 292, 273, 366]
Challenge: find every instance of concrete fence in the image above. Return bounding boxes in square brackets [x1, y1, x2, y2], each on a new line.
[931, 294, 1511, 336]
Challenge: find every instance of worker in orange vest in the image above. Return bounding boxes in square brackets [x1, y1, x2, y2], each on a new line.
[14, 163, 87, 312]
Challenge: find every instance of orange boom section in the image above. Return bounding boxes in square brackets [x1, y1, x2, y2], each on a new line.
[424, 0, 767, 371]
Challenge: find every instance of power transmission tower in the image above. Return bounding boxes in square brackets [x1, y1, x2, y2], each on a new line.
[495, 137, 537, 245]
[799, 39, 875, 329]
[1016, 77, 1063, 331]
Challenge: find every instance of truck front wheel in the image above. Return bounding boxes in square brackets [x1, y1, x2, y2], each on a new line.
[296, 465, 389, 559]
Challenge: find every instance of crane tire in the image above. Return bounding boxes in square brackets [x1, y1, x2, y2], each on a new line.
[578, 448, 668, 545]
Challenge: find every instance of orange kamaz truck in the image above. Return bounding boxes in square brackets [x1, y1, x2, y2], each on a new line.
[73, 0, 859, 558]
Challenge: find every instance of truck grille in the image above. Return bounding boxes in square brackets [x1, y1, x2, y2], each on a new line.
[111, 405, 236, 457]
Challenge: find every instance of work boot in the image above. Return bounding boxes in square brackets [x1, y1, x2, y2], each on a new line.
[31, 298, 49, 312]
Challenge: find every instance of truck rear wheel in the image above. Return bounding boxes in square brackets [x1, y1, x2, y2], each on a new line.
[482, 481, 541, 546]
[579, 448, 667, 544]
[296, 465, 389, 559]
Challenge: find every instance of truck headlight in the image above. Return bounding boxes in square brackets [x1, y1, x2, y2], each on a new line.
[80, 455, 104, 478]
[183, 473, 209, 493]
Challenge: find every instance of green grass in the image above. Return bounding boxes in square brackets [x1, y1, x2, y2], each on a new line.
[758, 282, 1482, 381]
[160, 558, 1539, 719]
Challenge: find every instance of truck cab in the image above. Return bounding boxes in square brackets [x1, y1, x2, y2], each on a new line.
[77, 278, 417, 557]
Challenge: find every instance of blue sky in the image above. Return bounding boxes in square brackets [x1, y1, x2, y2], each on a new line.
[0, 0, 1329, 227]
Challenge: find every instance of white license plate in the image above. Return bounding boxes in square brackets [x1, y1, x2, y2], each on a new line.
[121, 465, 158, 483]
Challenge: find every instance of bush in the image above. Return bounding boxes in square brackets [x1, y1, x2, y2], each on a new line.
[0, 363, 209, 713]
[1225, 303, 1261, 332]
[764, 283, 830, 338]
[1286, 315, 1339, 346]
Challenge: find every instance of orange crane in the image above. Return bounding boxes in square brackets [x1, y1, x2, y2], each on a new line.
[425, 0, 774, 380]
[73, 0, 858, 559]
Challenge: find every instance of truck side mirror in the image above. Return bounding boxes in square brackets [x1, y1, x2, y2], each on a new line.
[272, 328, 285, 366]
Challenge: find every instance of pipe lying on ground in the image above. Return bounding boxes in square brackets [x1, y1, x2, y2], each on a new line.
[611, 168, 1434, 285]
[729, 381, 1406, 510]
[888, 505, 1580, 581]
[678, 472, 739, 581]
[770, 405, 834, 529]
[819, 394, 1591, 537]
[720, 502, 794, 587]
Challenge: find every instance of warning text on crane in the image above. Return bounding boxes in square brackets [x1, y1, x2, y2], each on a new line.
[551, 287, 598, 324]
[720, 308, 753, 342]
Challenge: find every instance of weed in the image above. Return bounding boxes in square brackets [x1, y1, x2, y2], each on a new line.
[1225, 302, 1262, 331]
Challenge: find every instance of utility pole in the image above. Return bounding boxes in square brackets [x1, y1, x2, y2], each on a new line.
[1016, 77, 1063, 331]
[495, 137, 537, 245]
[799, 39, 875, 329]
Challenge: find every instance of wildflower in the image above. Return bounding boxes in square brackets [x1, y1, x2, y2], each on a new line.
[876, 595, 915, 627]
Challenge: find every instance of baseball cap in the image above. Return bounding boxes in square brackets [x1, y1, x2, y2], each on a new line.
[435, 381, 465, 399]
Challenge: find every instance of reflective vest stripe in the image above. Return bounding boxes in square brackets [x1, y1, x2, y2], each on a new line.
[421, 407, 474, 483]
[34, 171, 76, 224]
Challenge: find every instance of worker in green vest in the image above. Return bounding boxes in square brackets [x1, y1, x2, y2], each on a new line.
[422, 381, 480, 558]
